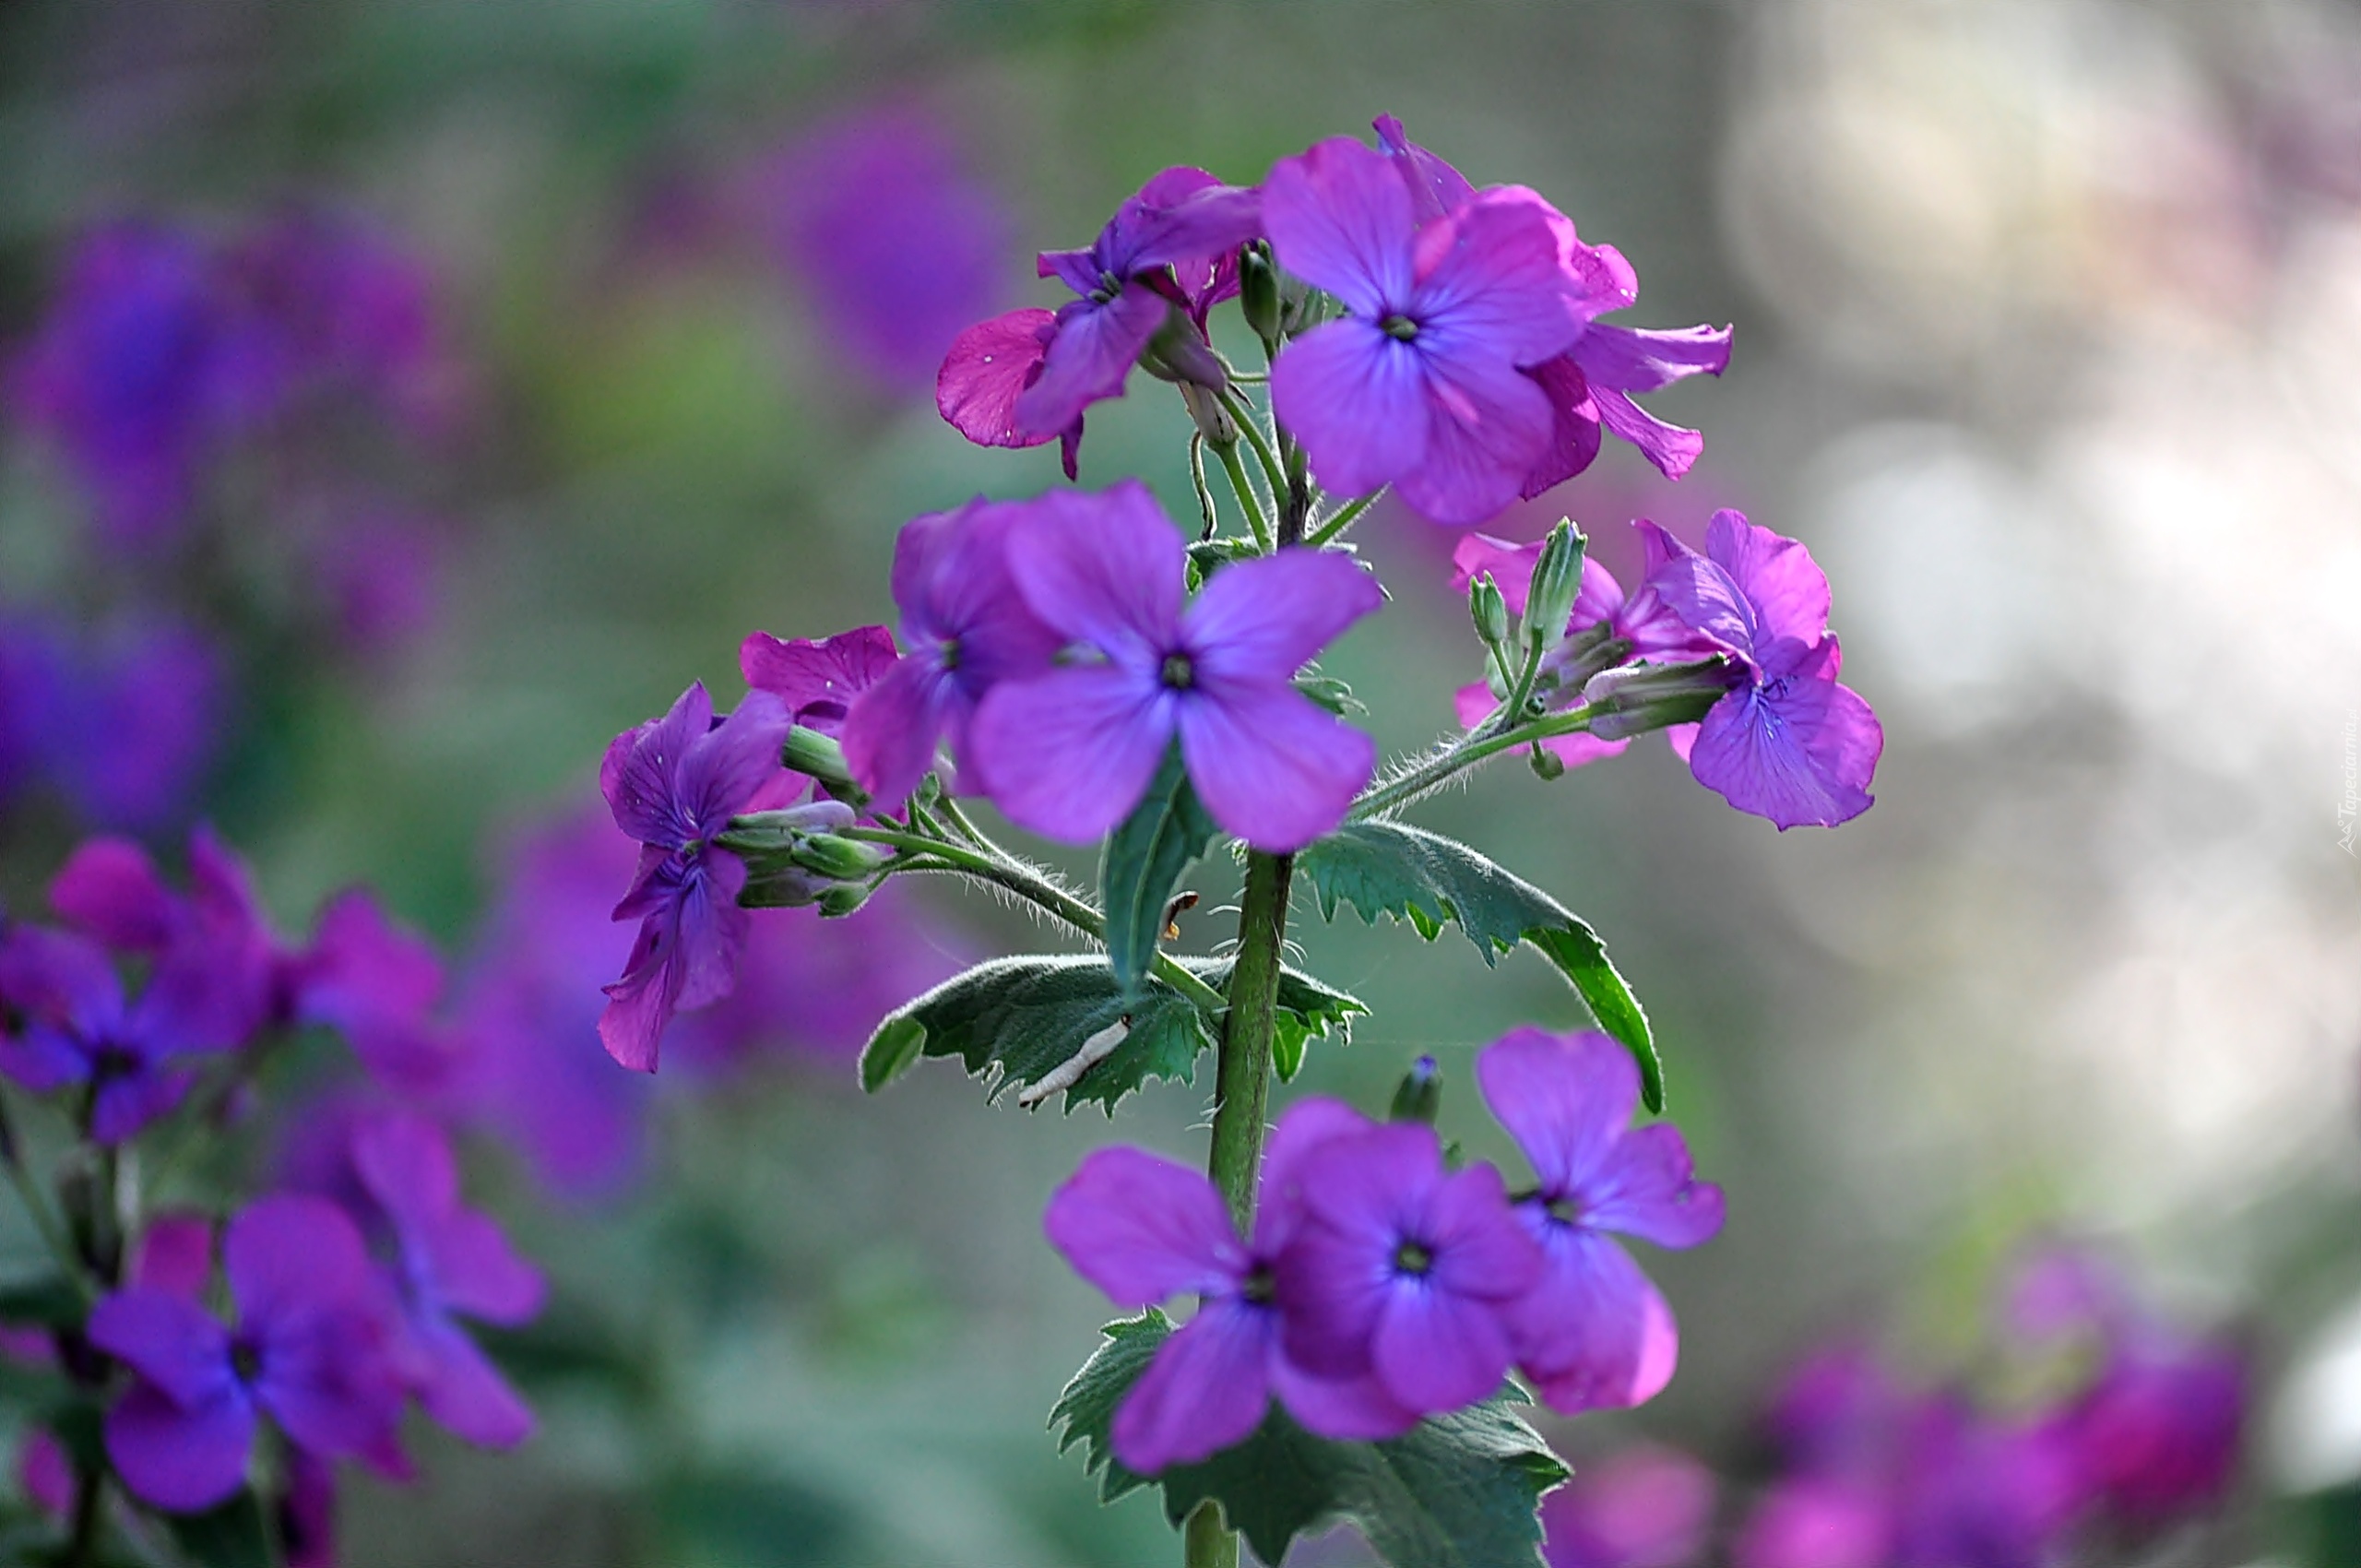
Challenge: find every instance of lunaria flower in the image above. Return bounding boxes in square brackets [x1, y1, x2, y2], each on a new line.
[939, 166, 1260, 475]
[1475, 1028, 1723, 1413]
[1045, 1099, 1418, 1472]
[741, 624, 899, 738]
[598, 682, 790, 1070]
[970, 481, 1382, 852]
[1540, 1443, 1717, 1568]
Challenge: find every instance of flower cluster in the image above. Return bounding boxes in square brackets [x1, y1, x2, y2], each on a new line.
[1044, 1028, 1721, 1473]
[0, 614, 225, 832]
[941, 115, 1726, 519]
[1453, 509, 1882, 828]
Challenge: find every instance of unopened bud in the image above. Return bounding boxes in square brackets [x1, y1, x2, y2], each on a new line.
[1178, 381, 1237, 447]
[816, 883, 872, 919]
[717, 800, 857, 857]
[1469, 575, 1511, 650]
[1239, 243, 1283, 343]
[1388, 1054, 1442, 1124]
[1528, 743, 1566, 780]
[1143, 314, 1228, 392]
[780, 727, 860, 796]
[1523, 520, 1587, 653]
[1581, 657, 1736, 741]
[791, 833, 894, 882]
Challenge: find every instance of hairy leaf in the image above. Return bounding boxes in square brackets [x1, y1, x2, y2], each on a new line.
[1052, 1313, 1566, 1568]
[1100, 746, 1220, 995]
[1297, 821, 1663, 1111]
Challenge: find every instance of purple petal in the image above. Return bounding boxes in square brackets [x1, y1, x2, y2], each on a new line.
[1639, 525, 1758, 668]
[1263, 137, 1416, 315]
[1046, 1146, 1247, 1307]
[18, 1429, 72, 1519]
[1541, 1446, 1718, 1568]
[937, 309, 1058, 449]
[1270, 1356, 1421, 1443]
[226, 1196, 371, 1327]
[0, 1024, 95, 1094]
[1373, 1278, 1516, 1412]
[599, 908, 687, 1073]
[88, 1289, 232, 1407]
[1113, 172, 1264, 276]
[1574, 321, 1733, 395]
[968, 665, 1170, 845]
[1391, 347, 1557, 527]
[293, 888, 441, 1039]
[281, 1450, 338, 1568]
[739, 625, 898, 736]
[680, 690, 790, 836]
[1255, 1096, 1376, 1252]
[105, 1382, 255, 1514]
[0, 925, 125, 1038]
[896, 498, 1067, 692]
[353, 1111, 544, 1322]
[133, 1214, 216, 1298]
[1003, 481, 1185, 659]
[1274, 1220, 1393, 1382]
[49, 837, 175, 953]
[410, 1315, 535, 1448]
[1733, 1479, 1894, 1568]
[670, 856, 747, 1014]
[91, 1065, 195, 1146]
[1703, 510, 1832, 670]
[1688, 674, 1880, 829]
[601, 683, 713, 847]
[1012, 284, 1169, 438]
[1584, 1123, 1725, 1250]
[1178, 680, 1374, 853]
[1476, 1028, 1640, 1197]
[1272, 317, 1431, 500]
[1185, 550, 1383, 686]
[1412, 188, 1585, 367]
[1111, 1299, 1275, 1473]
[1448, 533, 1545, 616]
[1372, 114, 1475, 226]
[1512, 1225, 1680, 1413]
[254, 1301, 405, 1463]
[1518, 355, 1605, 499]
[1426, 1161, 1544, 1301]
[840, 656, 955, 808]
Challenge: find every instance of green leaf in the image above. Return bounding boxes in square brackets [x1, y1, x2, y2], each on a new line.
[1293, 666, 1366, 718]
[164, 1491, 272, 1568]
[1099, 745, 1220, 995]
[1186, 536, 1262, 591]
[0, 1276, 84, 1328]
[1052, 1313, 1567, 1568]
[858, 956, 1365, 1112]
[1297, 821, 1664, 1111]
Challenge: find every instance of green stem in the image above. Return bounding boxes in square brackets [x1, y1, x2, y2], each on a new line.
[1216, 387, 1287, 505]
[1304, 488, 1382, 548]
[65, 1463, 104, 1568]
[1349, 706, 1601, 822]
[1189, 434, 1218, 540]
[1211, 441, 1271, 553]
[1182, 1500, 1239, 1568]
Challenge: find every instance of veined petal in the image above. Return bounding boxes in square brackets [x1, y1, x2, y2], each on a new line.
[841, 656, 955, 808]
[1584, 1123, 1726, 1250]
[1596, 387, 1705, 480]
[936, 309, 1057, 450]
[1372, 113, 1475, 227]
[1510, 1223, 1679, 1412]
[105, 1382, 254, 1514]
[1122, 181, 1263, 275]
[1110, 1300, 1275, 1473]
[1518, 355, 1604, 500]
[1575, 321, 1733, 395]
[1476, 1028, 1641, 1195]
[599, 908, 687, 1073]
[1392, 347, 1556, 527]
[1263, 136, 1415, 315]
[1255, 1097, 1376, 1253]
[1449, 533, 1545, 616]
[670, 856, 747, 1013]
[1178, 680, 1374, 853]
[1688, 678, 1879, 830]
[1413, 188, 1585, 366]
[1003, 480, 1185, 660]
[601, 683, 711, 847]
[1013, 284, 1170, 437]
[1372, 1277, 1515, 1412]
[1704, 510, 1833, 667]
[968, 665, 1171, 845]
[681, 690, 790, 836]
[1186, 549, 1382, 685]
[1272, 318, 1430, 500]
[1044, 1146, 1248, 1306]
[739, 625, 898, 735]
[1426, 1162, 1544, 1300]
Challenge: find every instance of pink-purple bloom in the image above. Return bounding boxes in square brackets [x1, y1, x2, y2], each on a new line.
[938, 166, 1259, 476]
[599, 682, 792, 1071]
[88, 1195, 406, 1513]
[1477, 1028, 1723, 1413]
[1044, 1099, 1419, 1473]
[970, 481, 1382, 852]
[1541, 1443, 1716, 1568]
[741, 623, 899, 739]
[0, 614, 227, 832]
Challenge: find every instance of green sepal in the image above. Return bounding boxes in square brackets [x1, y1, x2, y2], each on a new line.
[1292, 666, 1366, 718]
[1297, 820, 1665, 1111]
[1099, 746, 1220, 995]
[857, 956, 1363, 1112]
[1052, 1313, 1568, 1568]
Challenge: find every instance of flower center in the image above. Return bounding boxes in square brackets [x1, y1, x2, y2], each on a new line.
[231, 1339, 263, 1385]
[1091, 269, 1124, 304]
[90, 1042, 141, 1082]
[937, 636, 962, 673]
[1160, 653, 1194, 691]
[1380, 314, 1419, 342]
[1545, 1194, 1584, 1228]
[1240, 1265, 1275, 1305]
[1392, 1240, 1434, 1277]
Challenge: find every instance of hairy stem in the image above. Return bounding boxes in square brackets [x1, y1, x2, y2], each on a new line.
[1349, 705, 1602, 821]
[1212, 441, 1271, 553]
[1216, 387, 1287, 506]
[1304, 487, 1382, 548]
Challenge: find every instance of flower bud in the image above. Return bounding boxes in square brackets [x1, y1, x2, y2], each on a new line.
[717, 800, 858, 857]
[1528, 743, 1566, 780]
[1468, 574, 1511, 651]
[781, 726, 860, 795]
[791, 833, 894, 882]
[1388, 1054, 1442, 1124]
[1178, 381, 1237, 447]
[816, 883, 872, 919]
[1581, 657, 1736, 741]
[738, 858, 833, 909]
[1523, 519, 1587, 654]
[1145, 315, 1228, 391]
[1239, 242, 1283, 343]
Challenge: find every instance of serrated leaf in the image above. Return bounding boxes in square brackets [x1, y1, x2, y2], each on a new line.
[857, 956, 1365, 1112]
[1297, 821, 1664, 1111]
[164, 1491, 272, 1568]
[0, 1276, 84, 1328]
[1100, 746, 1220, 996]
[1052, 1313, 1567, 1568]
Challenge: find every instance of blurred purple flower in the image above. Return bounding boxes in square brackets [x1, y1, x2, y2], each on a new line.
[762, 104, 1014, 392]
[1733, 1478, 1891, 1568]
[598, 682, 790, 1071]
[740, 624, 898, 738]
[88, 1195, 406, 1513]
[306, 506, 444, 659]
[1630, 510, 1881, 829]
[1045, 1099, 1418, 1472]
[839, 497, 1062, 807]
[17, 1427, 73, 1520]
[1476, 1028, 1723, 1414]
[1275, 1120, 1541, 1416]
[940, 166, 1257, 475]
[0, 614, 229, 832]
[1541, 1443, 1715, 1568]
[971, 481, 1382, 851]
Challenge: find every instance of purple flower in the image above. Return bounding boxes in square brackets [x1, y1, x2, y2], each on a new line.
[307, 505, 444, 659]
[285, 887, 457, 1095]
[2065, 1338, 2244, 1526]
[1264, 134, 1584, 525]
[762, 103, 1014, 392]
[1733, 1479, 1891, 1568]
[1628, 510, 1881, 829]
[1540, 1443, 1716, 1568]
[939, 167, 1260, 476]
[740, 624, 899, 739]
[1475, 1028, 1722, 1414]
[599, 682, 792, 1071]
[338, 1111, 543, 1448]
[1449, 526, 1718, 769]
[88, 1195, 406, 1514]
[839, 499, 1063, 807]
[1275, 1120, 1543, 1415]
[0, 615, 230, 833]
[1045, 1099, 1418, 1472]
[970, 481, 1382, 851]
[1370, 116, 1732, 494]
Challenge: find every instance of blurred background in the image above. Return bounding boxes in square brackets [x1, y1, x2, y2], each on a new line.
[0, 1, 2356, 1563]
